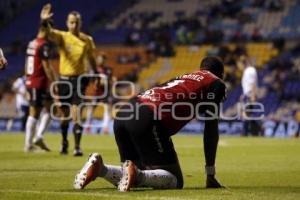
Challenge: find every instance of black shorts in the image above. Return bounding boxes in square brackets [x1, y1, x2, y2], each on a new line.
[57, 76, 89, 105]
[113, 98, 178, 166]
[27, 88, 52, 107]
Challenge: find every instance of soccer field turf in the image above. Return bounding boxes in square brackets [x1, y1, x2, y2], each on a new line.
[0, 133, 300, 200]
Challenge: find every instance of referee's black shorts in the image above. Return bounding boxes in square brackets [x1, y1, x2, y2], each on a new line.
[113, 98, 179, 166]
[57, 75, 89, 105]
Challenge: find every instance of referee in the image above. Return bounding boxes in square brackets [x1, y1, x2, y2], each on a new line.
[40, 4, 97, 156]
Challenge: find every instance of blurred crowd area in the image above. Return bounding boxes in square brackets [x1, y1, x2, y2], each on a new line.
[0, 0, 300, 122]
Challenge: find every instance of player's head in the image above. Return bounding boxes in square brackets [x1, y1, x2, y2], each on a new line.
[97, 52, 107, 65]
[38, 19, 53, 38]
[239, 55, 253, 69]
[67, 11, 82, 34]
[200, 56, 224, 79]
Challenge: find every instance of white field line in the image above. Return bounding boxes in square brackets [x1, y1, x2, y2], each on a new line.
[0, 189, 198, 200]
[218, 140, 229, 146]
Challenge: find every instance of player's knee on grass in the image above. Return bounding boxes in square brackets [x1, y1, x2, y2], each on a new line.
[146, 164, 184, 189]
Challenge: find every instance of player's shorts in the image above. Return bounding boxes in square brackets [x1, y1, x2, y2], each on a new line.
[113, 98, 179, 166]
[57, 76, 89, 106]
[27, 88, 52, 107]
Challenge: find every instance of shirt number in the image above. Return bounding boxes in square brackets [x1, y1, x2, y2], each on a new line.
[161, 80, 185, 89]
[26, 56, 34, 75]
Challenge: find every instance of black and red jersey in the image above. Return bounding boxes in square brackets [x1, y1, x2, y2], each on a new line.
[25, 37, 52, 89]
[96, 65, 112, 79]
[137, 70, 226, 135]
[95, 65, 113, 97]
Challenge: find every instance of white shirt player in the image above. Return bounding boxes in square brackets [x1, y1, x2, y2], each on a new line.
[12, 76, 29, 116]
[241, 65, 257, 97]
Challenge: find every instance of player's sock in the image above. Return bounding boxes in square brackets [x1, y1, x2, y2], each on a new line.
[35, 112, 50, 139]
[205, 165, 215, 175]
[61, 123, 69, 142]
[73, 123, 83, 149]
[25, 116, 37, 149]
[101, 106, 110, 134]
[99, 165, 122, 186]
[60, 123, 69, 154]
[137, 169, 177, 189]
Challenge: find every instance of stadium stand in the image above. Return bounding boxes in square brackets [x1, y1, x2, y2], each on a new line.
[0, 0, 300, 135]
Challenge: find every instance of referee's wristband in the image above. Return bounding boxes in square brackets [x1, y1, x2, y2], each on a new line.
[205, 165, 216, 175]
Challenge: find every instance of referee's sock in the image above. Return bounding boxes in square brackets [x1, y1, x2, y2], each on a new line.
[60, 123, 69, 142]
[73, 123, 83, 149]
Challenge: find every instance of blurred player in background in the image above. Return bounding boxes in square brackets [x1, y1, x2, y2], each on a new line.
[0, 48, 8, 69]
[23, 24, 57, 152]
[85, 52, 114, 134]
[240, 56, 262, 136]
[40, 4, 97, 156]
[12, 76, 29, 131]
[74, 56, 226, 191]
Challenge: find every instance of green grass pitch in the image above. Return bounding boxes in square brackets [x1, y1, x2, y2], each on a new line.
[0, 133, 300, 200]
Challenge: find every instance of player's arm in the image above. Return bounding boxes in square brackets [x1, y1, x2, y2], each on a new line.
[40, 4, 63, 45]
[0, 48, 8, 70]
[42, 60, 57, 82]
[203, 79, 226, 188]
[39, 43, 57, 83]
[87, 37, 97, 74]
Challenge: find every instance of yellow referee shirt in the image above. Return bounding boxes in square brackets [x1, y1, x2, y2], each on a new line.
[51, 30, 95, 76]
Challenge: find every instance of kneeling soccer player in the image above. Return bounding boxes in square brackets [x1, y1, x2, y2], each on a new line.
[74, 56, 226, 191]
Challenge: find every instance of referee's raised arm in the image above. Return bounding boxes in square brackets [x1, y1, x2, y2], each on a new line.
[40, 4, 63, 45]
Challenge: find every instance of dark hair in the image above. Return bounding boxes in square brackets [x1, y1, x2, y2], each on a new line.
[200, 56, 224, 79]
[40, 18, 54, 29]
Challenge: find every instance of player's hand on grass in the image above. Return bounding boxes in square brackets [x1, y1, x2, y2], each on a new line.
[40, 3, 53, 20]
[206, 175, 225, 189]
